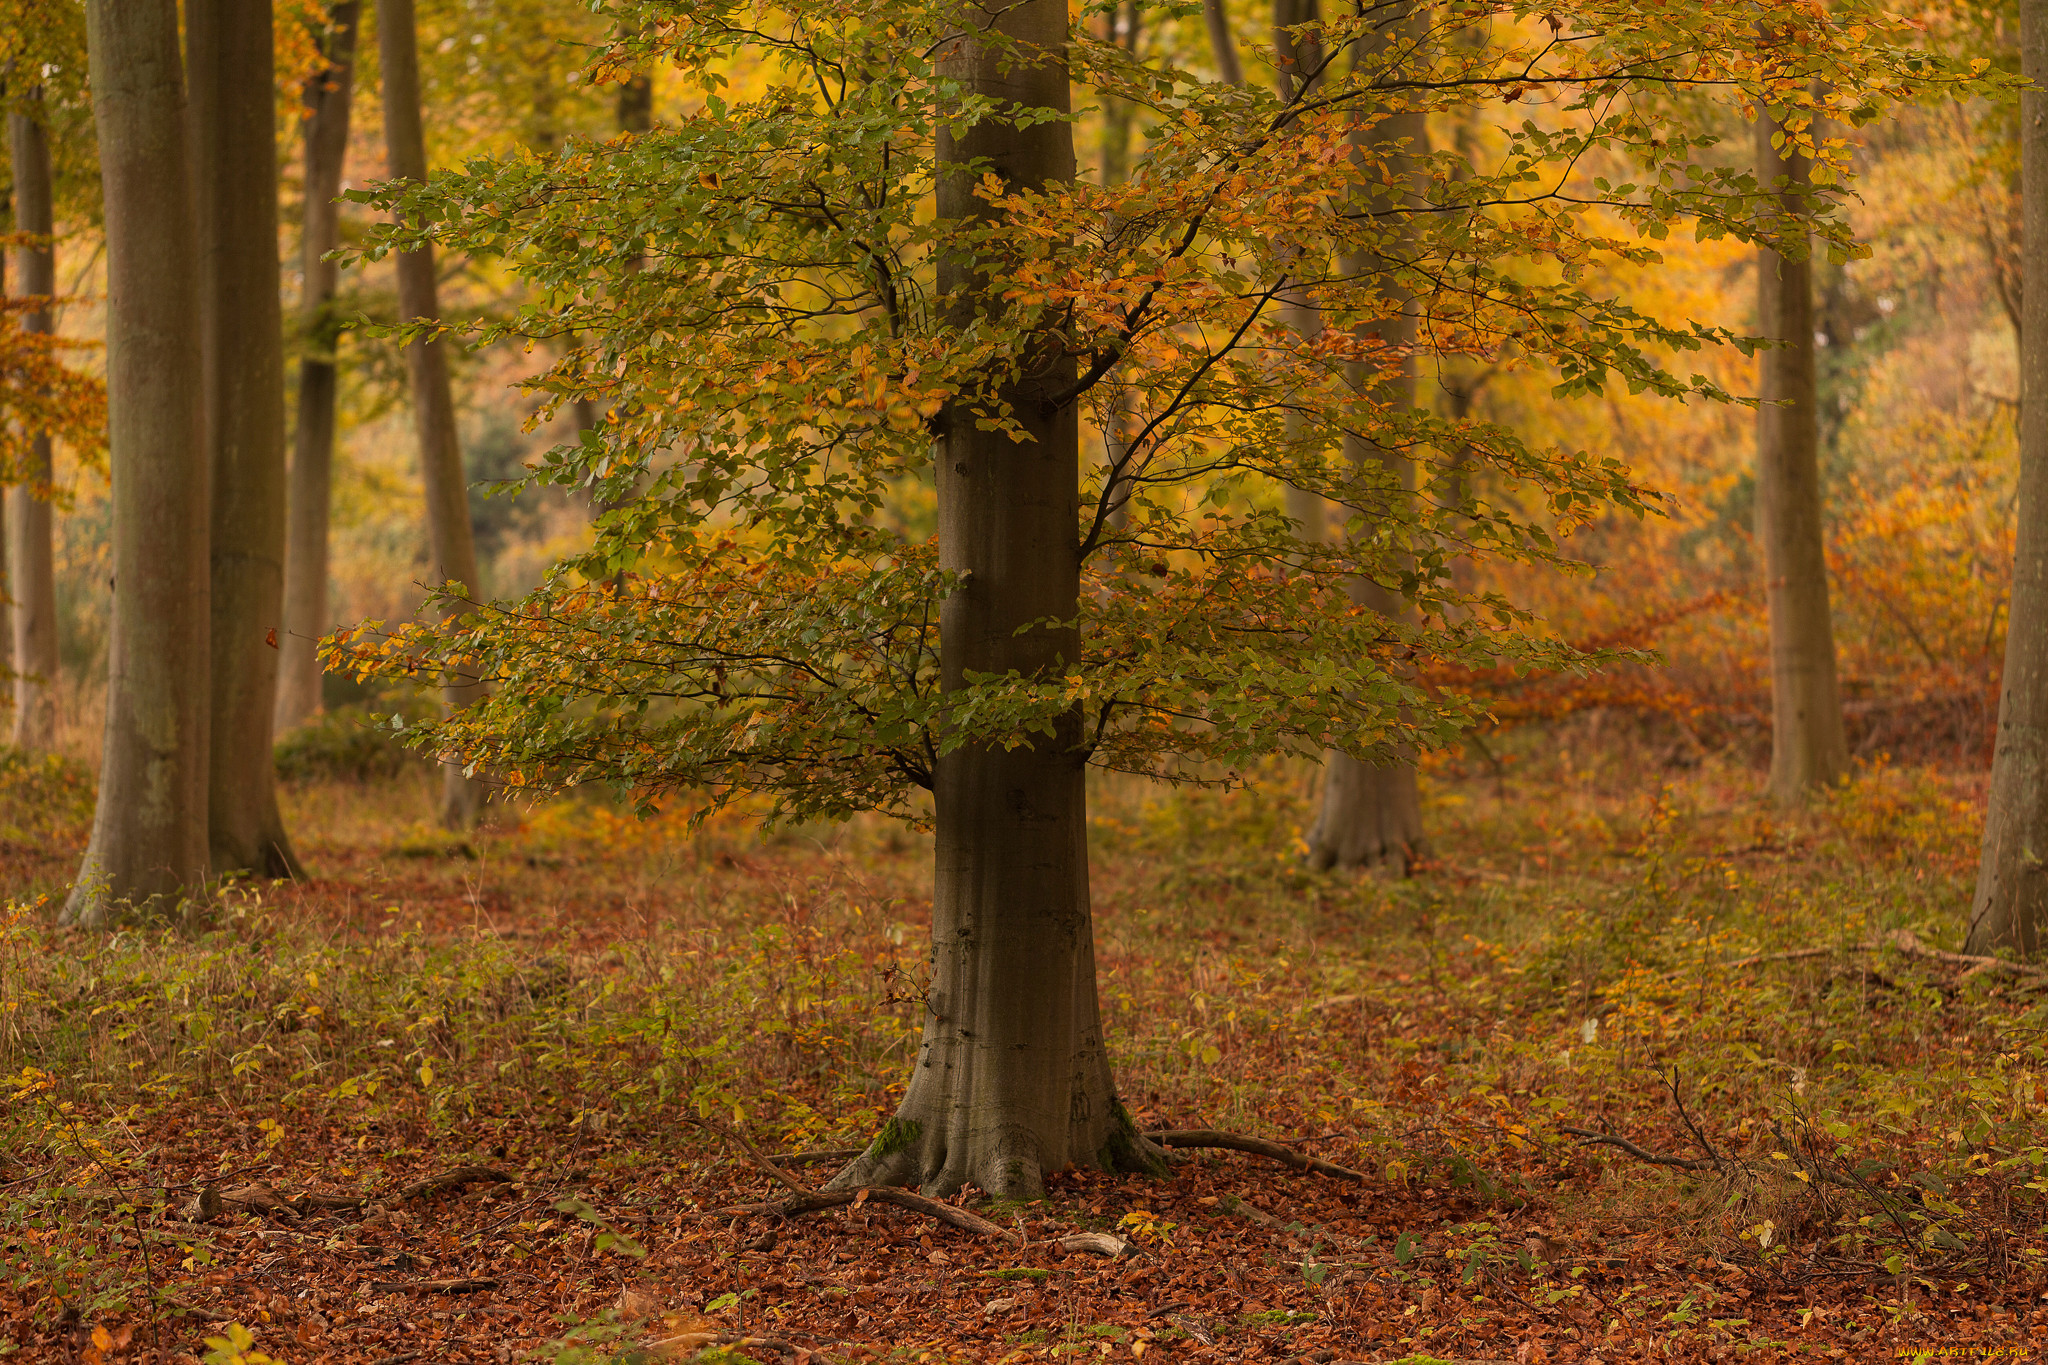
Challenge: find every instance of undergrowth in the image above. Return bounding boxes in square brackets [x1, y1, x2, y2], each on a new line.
[3, 739, 2044, 1345]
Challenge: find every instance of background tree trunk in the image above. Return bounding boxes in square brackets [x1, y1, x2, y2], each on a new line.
[7, 103, 59, 752]
[191, 0, 302, 879]
[1756, 107, 1849, 806]
[1307, 3, 1426, 874]
[1201, 0, 1245, 86]
[276, 2, 360, 736]
[1274, 0, 1330, 547]
[64, 0, 210, 925]
[829, 0, 1158, 1200]
[377, 0, 488, 828]
[1971, 0, 2048, 959]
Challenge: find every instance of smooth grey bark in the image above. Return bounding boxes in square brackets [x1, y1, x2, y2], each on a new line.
[7, 104, 59, 751]
[1971, 0, 2048, 959]
[190, 0, 303, 879]
[276, 2, 361, 735]
[65, 0, 211, 925]
[1755, 108, 1848, 806]
[377, 0, 488, 828]
[828, 0, 1159, 1200]
[1306, 4, 1426, 874]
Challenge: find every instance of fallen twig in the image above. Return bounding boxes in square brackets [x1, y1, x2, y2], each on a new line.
[765, 1147, 865, 1168]
[694, 1116, 809, 1195]
[1056, 1231, 1133, 1258]
[367, 1277, 499, 1294]
[725, 1186, 1023, 1244]
[394, 1165, 513, 1205]
[1723, 931, 2047, 980]
[1145, 1129, 1366, 1182]
[1559, 1126, 1717, 1172]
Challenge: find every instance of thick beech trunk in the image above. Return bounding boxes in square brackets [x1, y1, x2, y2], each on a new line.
[7, 105, 59, 751]
[1307, 6, 1425, 874]
[1274, 0, 1329, 547]
[378, 0, 488, 827]
[191, 0, 302, 879]
[276, 2, 360, 735]
[65, 0, 211, 925]
[829, 0, 1157, 1200]
[1755, 109, 1848, 806]
[1971, 0, 2048, 959]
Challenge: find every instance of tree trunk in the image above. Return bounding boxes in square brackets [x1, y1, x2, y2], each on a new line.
[1201, 0, 1244, 86]
[64, 0, 210, 925]
[573, 41, 653, 437]
[1307, 4, 1426, 875]
[1274, 0, 1329, 548]
[828, 0, 1159, 1200]
[377, 0, 488, 828]
[276, 2, 360, 736]
[1755, 107, 1848, 806]
[1971, 0, 2048, 959]
[7, 103, 60, 752]
[190, 0, 302, 879]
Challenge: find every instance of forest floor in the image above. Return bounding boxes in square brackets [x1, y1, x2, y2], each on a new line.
[3, 723, 2045, 1365]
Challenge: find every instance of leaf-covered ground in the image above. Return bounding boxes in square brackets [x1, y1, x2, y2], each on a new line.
[4, 734, 2045, 1364]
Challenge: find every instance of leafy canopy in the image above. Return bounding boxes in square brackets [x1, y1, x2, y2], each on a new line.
[332, 0, 2002, 824]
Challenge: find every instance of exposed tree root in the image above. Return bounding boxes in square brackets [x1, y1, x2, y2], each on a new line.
[1144, 1129, 1367, 1181]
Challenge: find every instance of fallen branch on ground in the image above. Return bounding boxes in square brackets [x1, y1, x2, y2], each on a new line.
[1559, 1126, 1719, 1172]
[765, 1147, 865, 1167]
[694, 1116, 809, 1195]
[1146, 1129, 1367, 1182]
[725, 1186, 1024, 1244]
[1056, 1231, 1134, 1258]
[1724, 930, 2047, 980]
[394, 1165, 513, 1205]
[367, 1277, 499, 1294]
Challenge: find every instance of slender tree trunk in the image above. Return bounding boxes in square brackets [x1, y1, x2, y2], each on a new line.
[377, 0, 488, 827]
[190, 0, 302, 879]
[7, 103, 59, 752]
[1098, 1, 1139, 530]
[829, 0, 1159, 1200]
[574, 44, 653, 437]
[1201, 0, 1244, 86]
[64, 0, 210, 925]
[1307, 3, 1426, 874]
[1755, 107, 1848, 806]
[1, 240, 9, 722]
[276, 2, 360, 735]
[1274, 0, 1329, 547]
[1971, 0, 2048, 959]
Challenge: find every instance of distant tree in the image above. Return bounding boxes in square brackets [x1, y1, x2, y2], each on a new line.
[376, 0, 491, 828]
[336, 0, 1992, 1191]
[1973, 0, 2048, 959]
[1307, 0, 1428, 872]
[1755, 89, 1849, 805]
[64, 0, 209, 925]
[277, 2, 362, 736]
[2, 6, 95, 753]
[7, 104, 57, 751]
[191, 0, 303, 878]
